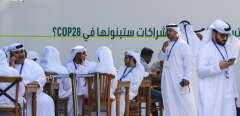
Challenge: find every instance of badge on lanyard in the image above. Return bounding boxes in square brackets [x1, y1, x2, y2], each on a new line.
[212, 40, 229, 79]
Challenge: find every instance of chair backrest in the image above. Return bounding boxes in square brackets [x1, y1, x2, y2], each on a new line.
[136, 75, 152, 100]
[45, 72, 58, 82]
[0, 76, 23, 115]
[86, 73, 114, 105]
[44, 72, 59, 98]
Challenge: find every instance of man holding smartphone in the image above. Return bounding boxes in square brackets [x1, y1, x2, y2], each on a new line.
[197, 20, 237, 116]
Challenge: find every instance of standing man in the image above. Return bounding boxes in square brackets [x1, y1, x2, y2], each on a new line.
[179, 20, 201, 107]
[197, 20, 237, 116]
[161, 23, 197, 116]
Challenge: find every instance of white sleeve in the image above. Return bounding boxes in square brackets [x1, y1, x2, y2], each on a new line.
[32, 63, 46, 88]
[182, 44, 191, 80]
[157, 49, 165, 61]
[110, 76, 118, 99]
[197, 46, 222, 78]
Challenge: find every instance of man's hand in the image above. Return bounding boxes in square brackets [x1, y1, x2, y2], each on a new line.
[10, 55, 17, 67]
[183, 79, 190, 86]
[180, 79, 190, 87]
[219, 60, 234, 69]
[162, 41, 169, 53]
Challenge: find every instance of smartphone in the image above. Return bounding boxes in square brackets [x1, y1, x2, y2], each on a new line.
[228, 58, 236, 62]
[179, 79, 184, 87]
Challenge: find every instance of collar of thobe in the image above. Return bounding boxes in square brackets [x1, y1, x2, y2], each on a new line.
[120, 66, 135, 81]
[212, 39, 228, 60]
[73, 61, 84, 70]
[167, 38, 179, 61]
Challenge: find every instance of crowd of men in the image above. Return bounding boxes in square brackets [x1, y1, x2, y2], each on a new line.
[0, 19, 240, 116]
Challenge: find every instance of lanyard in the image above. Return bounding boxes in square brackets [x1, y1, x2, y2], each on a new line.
[167, 38, 178, 61]
[120, 67, 135, 81]
[212, 39, 230, 78]
[19, 63, 24, 75]
[212, 39, 228, 60]
[73, 62, 77, 70]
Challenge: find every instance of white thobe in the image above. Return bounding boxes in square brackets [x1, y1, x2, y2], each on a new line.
[14, 59, 54, 116]
[161, 39, 197, 116]
[65, 60, 96, 116]
[197, 41, 237, 116]
[111, 66, 146, 116]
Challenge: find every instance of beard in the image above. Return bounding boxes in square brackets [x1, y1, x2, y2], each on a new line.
[215, 35, 226, 46]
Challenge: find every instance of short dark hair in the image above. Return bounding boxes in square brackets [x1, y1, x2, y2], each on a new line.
[140, 47, 154, 57]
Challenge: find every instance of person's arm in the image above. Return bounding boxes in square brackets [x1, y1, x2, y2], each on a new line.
[197, 45, 222, 78]
[182, 44, 191, 80]
[31, 62, 46, 89]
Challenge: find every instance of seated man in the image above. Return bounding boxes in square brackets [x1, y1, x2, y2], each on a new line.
[140, 47, 162, 116]
[89, 46, 118, 115]
[94, 46, 117, 101]
[7, 43, 55, 116]
[64, 45, 96, 116]
[0, 50, 25, 116]
[112, 50, 148, 116]
[40, 46, 71, 98]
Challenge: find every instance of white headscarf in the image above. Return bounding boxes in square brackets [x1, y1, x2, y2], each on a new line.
[95, 46, 117, 75]
[202, 19, 232, 44]
[166, 23, 179, 33]
[65, 45, 87, 65]
[1, 46, 8, 58]
[5, 43, 25, 62]
[0, 50, 8, 67]
[6, 43, 24, 52]
[40, 46, 68, 74]
[27, 50, 40, 62]
[179, 20, 201, 57]
[124, 50, 148, 77]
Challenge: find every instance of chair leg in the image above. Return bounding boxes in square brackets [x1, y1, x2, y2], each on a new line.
[107, 102, 111, 116]
[82, 102, 85, 116]
[64, 101, 68, 116]
[88, 102, 92, 116]
[16, 109, 19, 116]
[160, 104, 163, 116]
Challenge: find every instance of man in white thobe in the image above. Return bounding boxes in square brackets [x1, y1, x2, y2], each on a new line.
[197, 20, 237, 116]
[40, 46, 71, 99]
[161, 23, 197, 116]
[89, 46, 118, 115]
[111, 50, 148, 116]
[7, 43, 55, 116]
[0, 49, 25, 116]
[64, 45, 96, 116]
[229, 36, 240, 108]
[194, 28, 206, 41]
[179, 20, 201, 107]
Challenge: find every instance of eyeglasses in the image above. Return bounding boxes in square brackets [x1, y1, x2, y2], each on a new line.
[218, 33, 228, 39]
